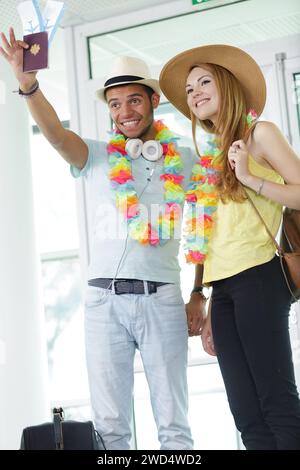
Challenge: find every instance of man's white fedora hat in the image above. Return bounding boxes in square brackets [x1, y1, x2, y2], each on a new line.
[96, 56, 161, 101]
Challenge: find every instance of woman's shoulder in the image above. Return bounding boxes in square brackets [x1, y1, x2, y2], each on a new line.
[249, 120, 300, 180]
[250, 121, 286, 157]
[251, 120, 282, 144]
[246, 121, 286, 170]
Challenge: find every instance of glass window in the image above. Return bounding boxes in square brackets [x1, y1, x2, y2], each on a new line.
[30, 129, 79, 254]
[294, 73, 300, 134]
[41, 256, 89, 402]
[31, 127, 88, 409]
[29, 27, 88, 412]
[88, 0, 300, 80]
[155, 101, 194, 147]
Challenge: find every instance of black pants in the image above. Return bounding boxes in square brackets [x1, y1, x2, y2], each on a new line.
[211, 256, 300, 449]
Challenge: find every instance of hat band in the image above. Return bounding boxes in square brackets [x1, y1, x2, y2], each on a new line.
[104, 75, 144, 87]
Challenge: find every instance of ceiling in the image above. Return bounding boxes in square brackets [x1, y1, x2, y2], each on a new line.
[0, 0, 176, 34]
[1, 1, 299, 53]
[1, 1, 299, 56]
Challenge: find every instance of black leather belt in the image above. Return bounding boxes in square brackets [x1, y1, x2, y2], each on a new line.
[88, 278, 169, 295]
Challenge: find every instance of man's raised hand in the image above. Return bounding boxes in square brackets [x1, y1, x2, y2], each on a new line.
[0, 27, 37, 91]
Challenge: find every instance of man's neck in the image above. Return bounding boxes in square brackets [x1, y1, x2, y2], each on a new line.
[137, 121, 156, 142]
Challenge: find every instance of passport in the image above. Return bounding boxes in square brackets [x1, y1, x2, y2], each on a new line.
[23, 31, 49, 73]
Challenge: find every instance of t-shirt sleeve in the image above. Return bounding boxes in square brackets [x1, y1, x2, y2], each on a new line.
[70, 139, 106, 178]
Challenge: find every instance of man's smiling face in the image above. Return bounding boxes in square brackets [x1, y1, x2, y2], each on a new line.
[106, 84, 160, 140]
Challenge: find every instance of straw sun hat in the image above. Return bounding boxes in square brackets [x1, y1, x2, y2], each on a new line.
[159, 44, 266, 120]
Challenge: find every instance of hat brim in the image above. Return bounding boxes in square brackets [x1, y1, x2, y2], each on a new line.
[96, 78, 161, 101]
[159, 44, 266, 120]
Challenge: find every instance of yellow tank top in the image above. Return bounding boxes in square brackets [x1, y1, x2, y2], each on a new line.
[203, 155, 284, 284]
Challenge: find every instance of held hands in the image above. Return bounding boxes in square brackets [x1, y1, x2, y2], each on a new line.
[185, 293, 206, 337]
[185, 293, 217, 355]
[0, 27, 37, 91]
[228, 140, 251, 185]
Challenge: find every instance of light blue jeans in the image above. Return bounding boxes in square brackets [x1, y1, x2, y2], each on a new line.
[84, 283, 193, 450]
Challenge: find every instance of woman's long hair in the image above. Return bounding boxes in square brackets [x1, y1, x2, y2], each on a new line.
[190, 63, 249, 202]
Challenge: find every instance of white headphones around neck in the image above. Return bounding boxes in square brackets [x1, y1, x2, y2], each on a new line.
[125, 139, 163, 162]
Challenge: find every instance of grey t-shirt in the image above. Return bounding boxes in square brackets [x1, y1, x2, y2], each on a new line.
[71, 139, 197, 284]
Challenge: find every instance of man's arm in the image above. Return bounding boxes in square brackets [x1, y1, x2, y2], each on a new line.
[185, 264, 206, 337]
[192, 263, 204, 291]
[0, 28, 88, 169]
[23, 88, 88, 168]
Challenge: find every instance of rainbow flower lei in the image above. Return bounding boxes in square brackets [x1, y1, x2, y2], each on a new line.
[184, 138, 222, 264]
[107, 120, 185, 246]
[184, 109, 257, 264]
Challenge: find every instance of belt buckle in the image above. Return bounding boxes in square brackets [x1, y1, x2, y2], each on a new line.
[114, 279, 133, 295]
[114, 280, 124, 295]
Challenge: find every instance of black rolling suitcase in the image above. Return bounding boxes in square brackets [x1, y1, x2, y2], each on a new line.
[20, 407, 105, 450]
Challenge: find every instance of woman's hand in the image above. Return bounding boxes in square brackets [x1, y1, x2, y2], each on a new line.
[228, 139, 251, 185]
[0, 27, 37, 91]
[201, 319, 216, 356]
[201, 300, 216, 356]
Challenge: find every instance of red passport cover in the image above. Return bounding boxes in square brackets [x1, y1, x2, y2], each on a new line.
[23, 31, 49, 73]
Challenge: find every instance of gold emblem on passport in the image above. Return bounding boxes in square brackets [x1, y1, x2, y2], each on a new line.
[30, 44, 41, 56]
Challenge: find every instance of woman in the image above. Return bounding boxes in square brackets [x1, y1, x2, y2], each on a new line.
[159, 45, 300, 449]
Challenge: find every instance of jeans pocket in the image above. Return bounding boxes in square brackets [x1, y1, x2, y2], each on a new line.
[85, 285, 109, 308]
[152, 284, 184, 306]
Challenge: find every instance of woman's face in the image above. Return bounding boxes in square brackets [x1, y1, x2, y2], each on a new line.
[186, 66, 219, 124]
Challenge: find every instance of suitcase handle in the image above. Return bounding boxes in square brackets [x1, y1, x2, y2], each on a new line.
[53, 407, 64, 450]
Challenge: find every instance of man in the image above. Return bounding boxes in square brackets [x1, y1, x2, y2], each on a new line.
[0, 28, 206, 450]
